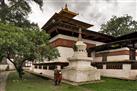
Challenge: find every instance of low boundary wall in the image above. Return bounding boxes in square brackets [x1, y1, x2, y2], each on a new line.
[91, 61, 137, 80]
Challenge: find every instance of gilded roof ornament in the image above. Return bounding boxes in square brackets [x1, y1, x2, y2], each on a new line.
[64, 4, 68, 11]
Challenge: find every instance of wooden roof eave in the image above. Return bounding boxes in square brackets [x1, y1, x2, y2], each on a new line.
[59, 16, 93, 29]
[42, 13, 93, 30]
[41, 13, 59, 30]
[83, 30, 115, 42]
[114, 32, 137, 41]
[89, 38, 137, 52]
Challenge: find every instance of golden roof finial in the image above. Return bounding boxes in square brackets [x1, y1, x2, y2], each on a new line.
[64, 4, 68, 11]
[59, 4, 78, 18]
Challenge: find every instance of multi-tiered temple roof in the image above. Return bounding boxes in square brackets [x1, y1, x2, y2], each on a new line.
[42, 5, 114, 42]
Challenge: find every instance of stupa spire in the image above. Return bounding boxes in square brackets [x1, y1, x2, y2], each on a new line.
[78, 28, 82, 41]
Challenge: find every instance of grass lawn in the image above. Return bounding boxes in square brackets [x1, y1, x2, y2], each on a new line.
[6, 72, 137, 91]
[6, 72, 90, 91]
[81, 78, 137, 91]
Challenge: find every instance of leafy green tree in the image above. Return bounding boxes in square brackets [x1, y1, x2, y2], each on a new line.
[99, 15, 137, 37]
[0, 0, 43, 27]
[0, 23, 60, 79]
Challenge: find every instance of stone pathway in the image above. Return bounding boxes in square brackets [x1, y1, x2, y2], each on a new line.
[0, 71, 10, 91]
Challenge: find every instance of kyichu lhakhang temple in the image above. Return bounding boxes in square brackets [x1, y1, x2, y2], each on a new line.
[1, 5, 137, 84]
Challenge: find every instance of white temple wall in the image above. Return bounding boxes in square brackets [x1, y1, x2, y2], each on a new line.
[94, 48, 130, 62]
[93, 57, 102, 62]
[100, 64, 137, 80]
[54, 46, 130, 62]
[94, 55, 129, 62]
[49, 34, 105, 62]
[30, 63, 137, 80]
[97, 47, 129, 53]
[0, 64, 8, 71]
[31, 67, 100, 81]
[107, 55, 129, 62]
[129, 70, 137, 79]
[0, 59, 15, 70]
[33, 68, 54, 78]
[6, 59, 15, 70]
[56, 46, 74, 62]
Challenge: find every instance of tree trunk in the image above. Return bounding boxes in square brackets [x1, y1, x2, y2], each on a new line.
[17, 68, 23, 80]
[13, 63, 24, 80]
[7, 57, 26, 79]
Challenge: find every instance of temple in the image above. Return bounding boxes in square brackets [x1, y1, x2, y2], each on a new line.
[2, 5, 137, 82]
[29, 5, 137, 82]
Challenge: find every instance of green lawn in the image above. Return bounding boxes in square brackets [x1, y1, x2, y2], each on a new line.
[6, 72, 90, 91]
[6, 72, 137, 91]
[81, 77, 137, 91]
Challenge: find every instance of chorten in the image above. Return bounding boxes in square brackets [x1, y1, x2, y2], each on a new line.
[63, 28, 100, 83]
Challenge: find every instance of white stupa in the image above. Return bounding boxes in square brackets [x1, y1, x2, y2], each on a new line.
[63, 28, 100, 83]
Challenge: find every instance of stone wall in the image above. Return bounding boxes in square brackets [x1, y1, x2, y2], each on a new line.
[92, 62, 137, 80]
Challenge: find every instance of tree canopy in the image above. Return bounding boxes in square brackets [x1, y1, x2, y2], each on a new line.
[0, 0, 43, 27]
[99, 15, 137, 37]
[0, 22, 60, 79]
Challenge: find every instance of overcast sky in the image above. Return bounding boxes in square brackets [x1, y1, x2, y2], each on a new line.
[28, 0, 137, 31]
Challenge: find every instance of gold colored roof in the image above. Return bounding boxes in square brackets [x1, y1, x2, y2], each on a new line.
[59, 4, 78, 18]
[64, 4, 68, 11]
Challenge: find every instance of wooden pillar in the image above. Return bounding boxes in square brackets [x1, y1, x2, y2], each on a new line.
[91, 51, 95, 62]
[57, 65, 61, 70]
[41, 65, 43, 69]
[31, 65, 34, 71]
[129, 48, 136, 61]
[47, 66, 49, 70]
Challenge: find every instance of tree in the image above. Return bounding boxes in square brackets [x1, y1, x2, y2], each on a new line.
[0, 22, 60, 79]
[0, 0, 43, 27]
[99, 15, 137, 37]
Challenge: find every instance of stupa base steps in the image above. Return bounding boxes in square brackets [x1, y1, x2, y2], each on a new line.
[62, 78, 103, 86]
[62, 66, 100, 83]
